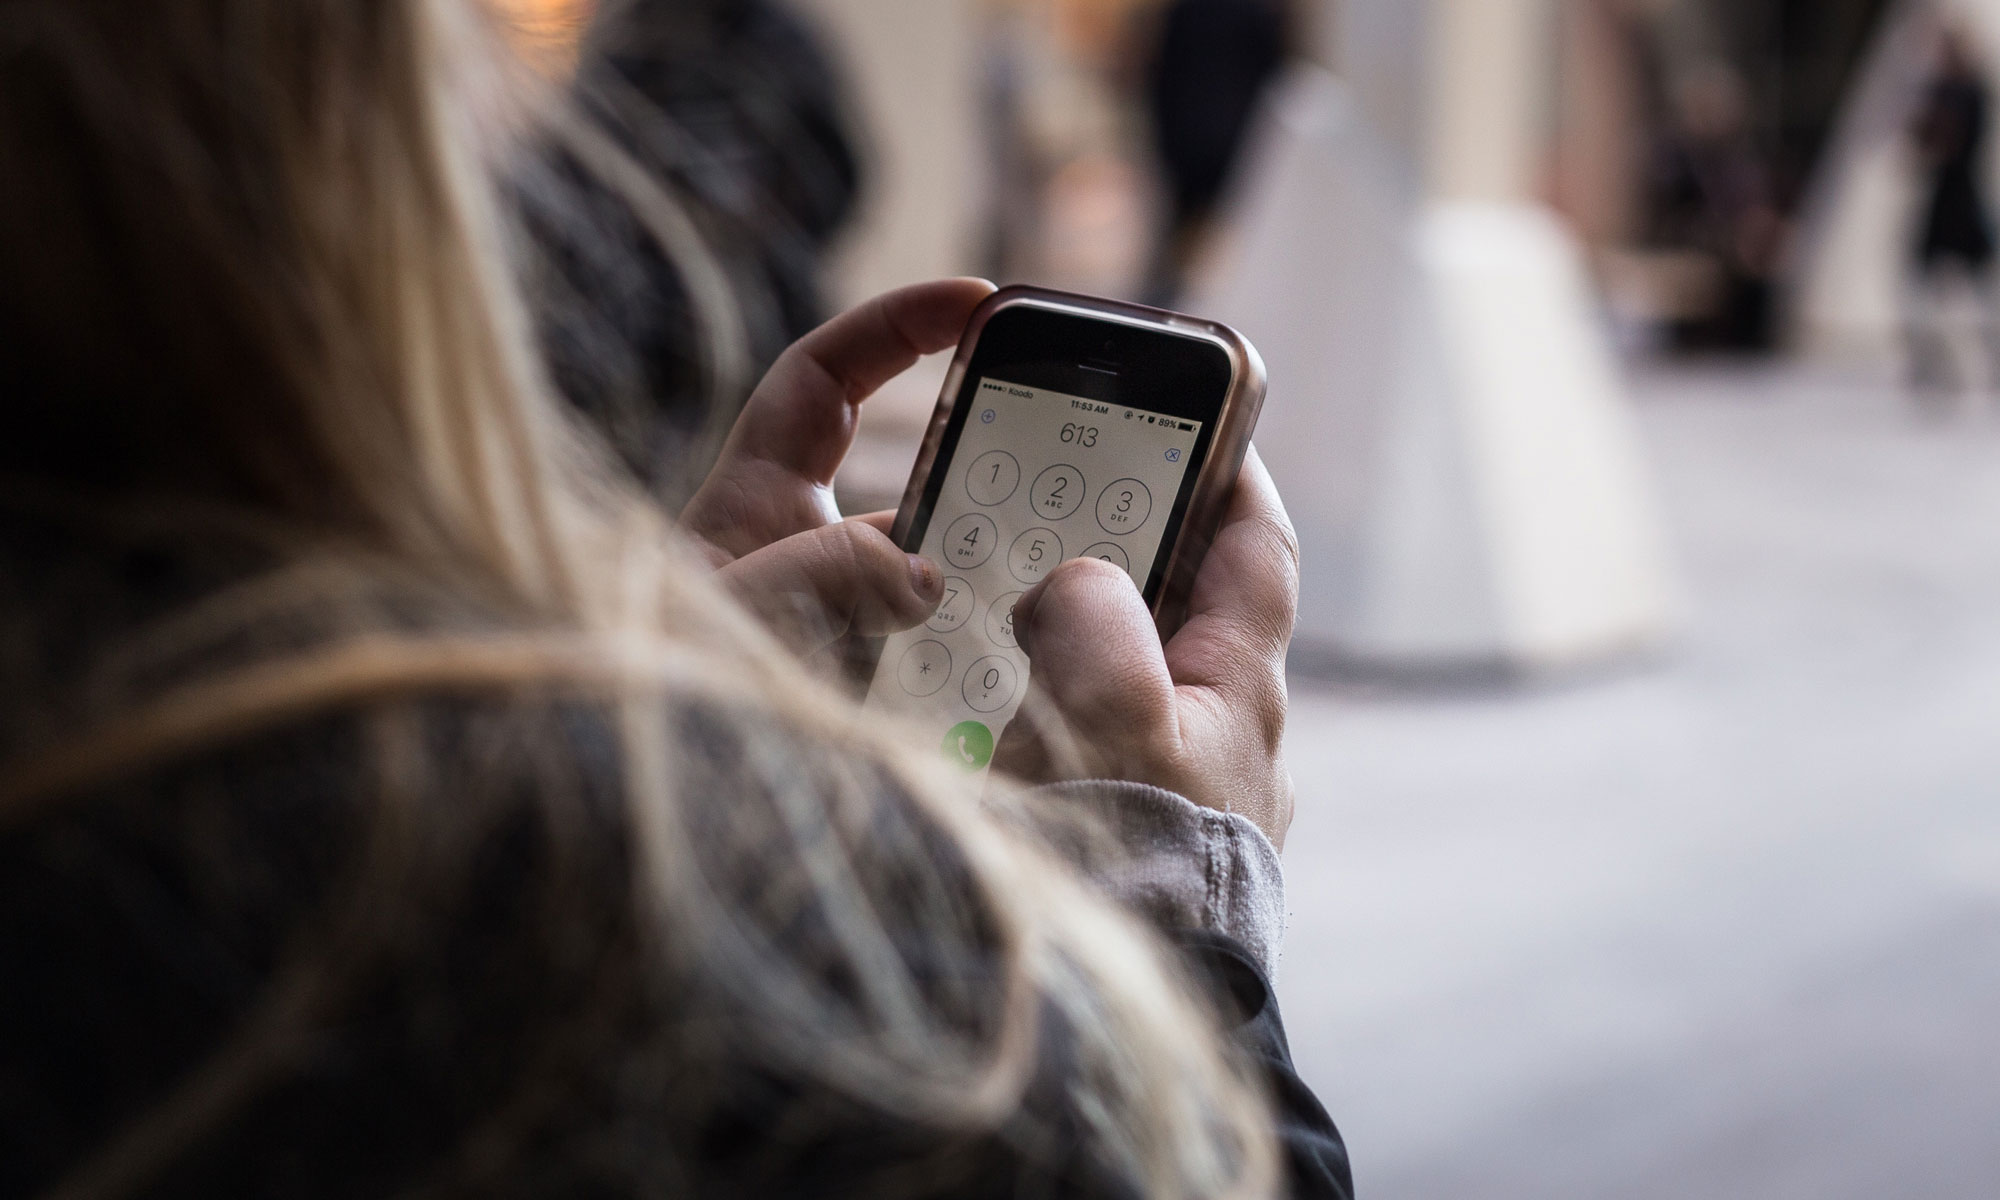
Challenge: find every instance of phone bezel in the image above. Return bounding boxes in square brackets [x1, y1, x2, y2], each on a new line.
[891, 286, 1266, 633]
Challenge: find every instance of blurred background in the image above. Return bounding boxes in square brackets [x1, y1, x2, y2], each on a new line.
[515, 1, 2000, 1195]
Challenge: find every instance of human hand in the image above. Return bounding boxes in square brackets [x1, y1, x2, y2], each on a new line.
[712, 510, 942, 655]
[1004, 448, 1299, 849]
[682, 278, 996, 654]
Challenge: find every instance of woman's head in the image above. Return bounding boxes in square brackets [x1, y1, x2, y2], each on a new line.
[0, 1, 1279, 1196]
[0, 0, 626, 617]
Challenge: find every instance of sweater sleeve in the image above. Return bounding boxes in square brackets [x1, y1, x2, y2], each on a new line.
[1024, 782, 1346, 1197]
[1029, 780, 1287, 978]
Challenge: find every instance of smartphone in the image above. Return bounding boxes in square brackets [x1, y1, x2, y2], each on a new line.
[862, 286, 1266, 773]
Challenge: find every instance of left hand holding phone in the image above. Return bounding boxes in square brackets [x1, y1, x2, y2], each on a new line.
[682, 278, 997, 655]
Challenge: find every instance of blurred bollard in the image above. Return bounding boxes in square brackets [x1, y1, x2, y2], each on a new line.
[1195, 68, 1682, 675]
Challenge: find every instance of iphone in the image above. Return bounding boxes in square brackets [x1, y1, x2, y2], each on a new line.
[863, 286, 1266, 772]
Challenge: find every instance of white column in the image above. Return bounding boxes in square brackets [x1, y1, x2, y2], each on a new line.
[1196, 0, 1681, 672]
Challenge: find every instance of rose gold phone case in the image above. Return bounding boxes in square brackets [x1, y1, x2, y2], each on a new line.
[891, 285, 1267, 638]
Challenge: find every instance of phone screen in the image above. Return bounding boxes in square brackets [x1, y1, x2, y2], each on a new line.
[864, 370, 1216, 774]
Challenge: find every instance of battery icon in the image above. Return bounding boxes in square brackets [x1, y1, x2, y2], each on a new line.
[1179, 422, 1196, 431]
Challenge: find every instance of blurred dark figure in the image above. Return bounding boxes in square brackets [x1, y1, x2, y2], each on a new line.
[1905, 30, 2000, 396]
[524, 0, 863, 494]
[979, 6, 1042, 281]
[1142, 0, 1288, 305]
[1648, 61, 1785, 351]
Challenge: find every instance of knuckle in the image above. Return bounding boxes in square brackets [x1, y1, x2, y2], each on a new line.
[1250, 514, 1302, 639]
[1028, 557, 1133, 631]
[835, 522, 922, 612]
[833, 517, 882, 560]
[1212, 653, 1288, 749]
[876, 294, 930, 362]
[1261, 508, 1303, 584]
[1257, 674, 1288, 751]
[852, 523, 907, 577]
[816, 521, 866, 577]
[803, 342, 866, 407]
[1048, 553, 1131, 596]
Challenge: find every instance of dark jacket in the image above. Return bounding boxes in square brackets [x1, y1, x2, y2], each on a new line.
[0, 505, 1351, 1198]
[528, 0, 863, 491]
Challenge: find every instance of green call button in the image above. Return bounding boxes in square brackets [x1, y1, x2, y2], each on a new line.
[942, 721, 995, 771]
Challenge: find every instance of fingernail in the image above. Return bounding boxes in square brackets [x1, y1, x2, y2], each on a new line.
[908, 555, 943, 603]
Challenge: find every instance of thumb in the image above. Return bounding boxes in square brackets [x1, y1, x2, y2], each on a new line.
[718, 522, 944, 655]
[1013, 557, 1179, 755]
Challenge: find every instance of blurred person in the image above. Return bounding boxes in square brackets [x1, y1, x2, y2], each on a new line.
[1648, 59, 1786, 351]
[0, 3, 1351, 1200]
[525, 0, 864, 495]
[1141, 0, 1290, 305]
[1905, 28, 2000, 399]
[978, 2, 1044, 281]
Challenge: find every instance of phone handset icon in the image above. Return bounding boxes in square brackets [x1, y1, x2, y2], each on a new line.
[943, 721, 995, 770]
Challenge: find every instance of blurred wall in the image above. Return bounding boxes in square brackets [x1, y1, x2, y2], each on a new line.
[1318, 0, 1561, 202]
[1549, 0, 1646, 248]
[1204, 1, 1681, 670]
[1426, 0, 1557, 201]
[796, 0, 986, 304]
[1322, 0, 1428, 162]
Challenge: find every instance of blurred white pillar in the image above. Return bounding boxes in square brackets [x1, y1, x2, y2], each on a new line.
[1197, 1, 1680, 671]
[795, 0, 984, 306]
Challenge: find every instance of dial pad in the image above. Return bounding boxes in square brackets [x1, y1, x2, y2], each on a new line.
[865, 376, 1207, 776]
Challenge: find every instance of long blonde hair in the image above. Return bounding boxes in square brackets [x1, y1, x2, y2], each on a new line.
[0, 1, 1277, 1196]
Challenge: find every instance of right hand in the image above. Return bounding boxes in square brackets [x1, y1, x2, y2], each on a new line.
[1005, 448, 1300, 849]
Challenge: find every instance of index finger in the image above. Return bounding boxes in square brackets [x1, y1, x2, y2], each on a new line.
[726, 278, 996, 485]
[1164, 446, 1301, 692]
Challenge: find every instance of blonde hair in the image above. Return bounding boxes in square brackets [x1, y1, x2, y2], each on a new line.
[0, 1, 1276, 1196]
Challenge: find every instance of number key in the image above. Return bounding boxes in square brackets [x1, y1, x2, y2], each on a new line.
[944, 514, 998, 569]
[987, 591, 1023, 648]
[927, 577, 975, 633]
[1095, 479, 1153, 535]
[966, 451, 1021, 506]
[1032, 464, 1086, 520]
[1008, 527, 1064, 584]
[962, 656, 1020, 713]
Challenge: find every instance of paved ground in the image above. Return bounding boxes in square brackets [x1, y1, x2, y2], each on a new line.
[1277, 362, 2000, 1199]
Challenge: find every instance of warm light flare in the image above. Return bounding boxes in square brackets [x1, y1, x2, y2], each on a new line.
[490, 0, 594, 76]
